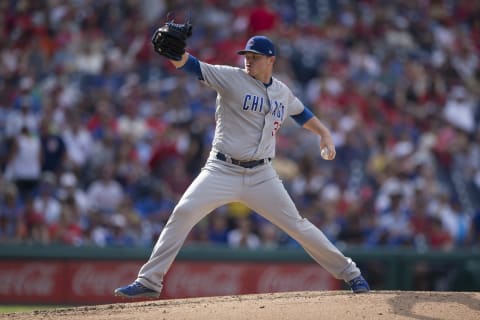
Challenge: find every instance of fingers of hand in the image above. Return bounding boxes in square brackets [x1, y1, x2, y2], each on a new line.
[321, 147, 336, 160]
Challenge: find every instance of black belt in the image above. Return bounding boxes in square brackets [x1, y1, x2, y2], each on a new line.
[216, 152, 271, 169]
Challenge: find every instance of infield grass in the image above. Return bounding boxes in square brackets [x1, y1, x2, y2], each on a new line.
[0, 305, 64, 314]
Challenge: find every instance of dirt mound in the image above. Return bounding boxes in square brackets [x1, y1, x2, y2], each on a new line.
[2, 291, 480, 320]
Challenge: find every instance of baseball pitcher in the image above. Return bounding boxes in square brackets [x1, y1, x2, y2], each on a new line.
[115, 19, 370, 298]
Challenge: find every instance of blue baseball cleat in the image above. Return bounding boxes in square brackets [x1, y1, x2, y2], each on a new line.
[114, 281, 160, 298]
[347, 275, 370, 293]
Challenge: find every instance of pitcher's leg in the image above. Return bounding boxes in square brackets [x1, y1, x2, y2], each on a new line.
[243, 175, 360, 281]
[136, 167, 238, 292]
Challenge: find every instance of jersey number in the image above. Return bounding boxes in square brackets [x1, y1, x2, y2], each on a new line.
[272, 121, 281, 136]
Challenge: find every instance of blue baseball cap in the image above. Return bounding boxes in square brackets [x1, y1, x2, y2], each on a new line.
[237, 36, 275, 56]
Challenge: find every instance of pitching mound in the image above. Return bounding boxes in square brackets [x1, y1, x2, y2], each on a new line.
[3, 291, 480, 320]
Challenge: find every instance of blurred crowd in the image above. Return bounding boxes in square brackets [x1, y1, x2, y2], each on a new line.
[1, 0, 480, 251]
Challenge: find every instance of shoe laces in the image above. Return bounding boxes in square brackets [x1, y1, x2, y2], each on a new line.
[132, 282, 146, 289]
[350, 276, 366, 287]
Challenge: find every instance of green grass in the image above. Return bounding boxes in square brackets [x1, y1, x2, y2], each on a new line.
[0, 305, 65, 314]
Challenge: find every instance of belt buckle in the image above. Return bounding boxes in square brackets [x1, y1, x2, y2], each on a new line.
[243, 159, 262, 169]
[217, 152, 235, 164]
[217, 152, 268, 168]
[242, 161, 254, 169]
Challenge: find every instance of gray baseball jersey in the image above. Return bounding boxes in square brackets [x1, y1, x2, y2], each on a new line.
[135, 61, 361, 293]
[200, 63, 304, 160]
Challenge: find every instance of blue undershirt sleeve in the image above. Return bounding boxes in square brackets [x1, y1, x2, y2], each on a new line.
[179, 54, 203, 80]
[291, 106, 314, 126]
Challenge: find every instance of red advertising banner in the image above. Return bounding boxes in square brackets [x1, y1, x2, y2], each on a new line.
[163, 262, 339, 298]
[67, 261, 141, 304]
[0, 260, 339, 305]
[0, 261, 67, 304]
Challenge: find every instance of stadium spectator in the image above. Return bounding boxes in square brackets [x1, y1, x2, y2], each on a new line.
[48, 197, 84, 246]
[33, 172, 62, 227]
[259, 223, 280, 249]
[62, 111, 94, 172]
[227, 216, 261, 249]
[57, 171, 90, 220]
[39, 119, 67, 175]
[87, 164, 124, 215]
[369, 184, 413, 246]
[23, 194, 48, 244]
[0, 183, 25, 242]
[207, 211, 229, 245]
[427, 216, 454, 250]
[3, 126, 41, 199]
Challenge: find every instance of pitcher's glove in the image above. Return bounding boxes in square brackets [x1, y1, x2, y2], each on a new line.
[151, 19, 192, 61]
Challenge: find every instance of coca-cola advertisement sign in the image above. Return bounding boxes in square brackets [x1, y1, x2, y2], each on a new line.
[163, 262, 338, 298]
[0, 262, 59, 300]
[70, 263, 140, 297]
[164, 264, 243, 297]
[0, 260, 145, 304]
[256, 265, 334, 292]
[0, 260, 338, 304]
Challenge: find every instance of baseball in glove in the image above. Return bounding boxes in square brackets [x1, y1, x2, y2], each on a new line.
[151, 18, 192, 61]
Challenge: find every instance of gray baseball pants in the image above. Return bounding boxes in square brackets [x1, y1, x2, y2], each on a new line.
[136, 154, 361, 292]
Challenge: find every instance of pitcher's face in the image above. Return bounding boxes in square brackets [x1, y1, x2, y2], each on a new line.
[244, 52, 274, 82]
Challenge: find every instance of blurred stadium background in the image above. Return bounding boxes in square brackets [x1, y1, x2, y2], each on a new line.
[1, 0, 480, 306]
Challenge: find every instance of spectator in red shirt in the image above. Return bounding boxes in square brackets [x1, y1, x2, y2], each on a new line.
[23, 195, 49, 244]
[48, 197, 84, 246]
[247, 1, 278, 36]
[427, 216, 453, 250]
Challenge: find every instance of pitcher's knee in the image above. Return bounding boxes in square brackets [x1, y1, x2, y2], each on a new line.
[167, 202, 203, 225]
[172, 203, 192, 216]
